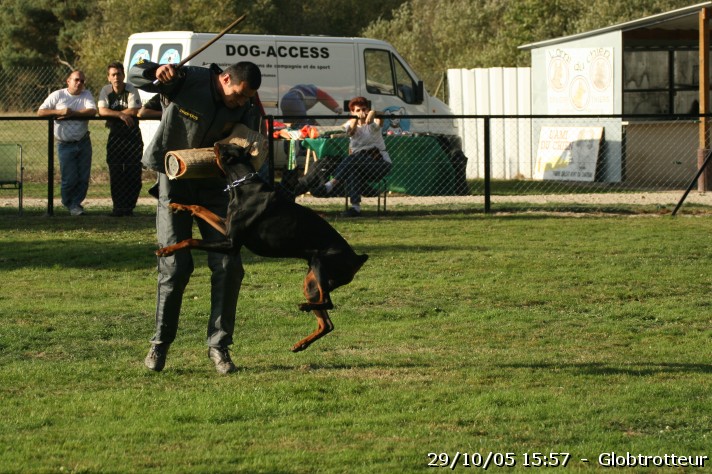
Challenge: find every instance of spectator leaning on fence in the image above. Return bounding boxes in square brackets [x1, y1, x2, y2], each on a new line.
[98, 61, 143, 217]
[322, 96, 392, 217]
[37, 70, 97, 216]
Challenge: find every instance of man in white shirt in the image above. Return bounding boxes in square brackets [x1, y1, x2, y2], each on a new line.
[38, 70, 97, 216]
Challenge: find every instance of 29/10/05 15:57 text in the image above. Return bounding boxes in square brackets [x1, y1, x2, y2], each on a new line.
[427, 452, 571, 469]
[427, 452, 708, 469]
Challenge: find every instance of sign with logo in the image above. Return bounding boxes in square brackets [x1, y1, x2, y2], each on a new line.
[546, 47, 613, 114]
[534, 126, 604, 181]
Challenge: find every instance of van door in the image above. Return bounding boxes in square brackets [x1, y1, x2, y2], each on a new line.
[359, 44, 428, 134]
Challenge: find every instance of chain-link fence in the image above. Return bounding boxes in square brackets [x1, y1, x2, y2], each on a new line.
[268, 114, 712, 214]
[0, 67, 74, 113]
[454, 114, 712, 213]
[2, 114, 711, 216]
[0, 117, 157, 215]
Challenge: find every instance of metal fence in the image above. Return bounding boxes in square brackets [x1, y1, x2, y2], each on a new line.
[0, 117, 158, 216]
[454, 114, 712, 214]
[1, 114, 711, 216]
[0, 67, 71, 113]
[268, 113, 712, 214]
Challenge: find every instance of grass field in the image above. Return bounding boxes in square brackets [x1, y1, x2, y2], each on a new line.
[0, 207, 711, 472]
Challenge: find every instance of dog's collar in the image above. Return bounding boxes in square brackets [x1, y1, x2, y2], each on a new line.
[224, 172, 260, 191]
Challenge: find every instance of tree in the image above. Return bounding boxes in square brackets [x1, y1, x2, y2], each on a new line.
[244, 0, 406, 36]
[0, 0, 90, 70]
[570, 0, 694, 32]
[0, 0, 93, 111]
[362, 0, 696, 95]
[363, 0, 493, 92]
[77, 0, 237, 91]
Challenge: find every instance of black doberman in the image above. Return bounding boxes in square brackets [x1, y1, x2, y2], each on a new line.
[155, 143, 369, 352]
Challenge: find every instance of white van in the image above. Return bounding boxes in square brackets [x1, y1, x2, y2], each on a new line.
[124, 32, 460, 168]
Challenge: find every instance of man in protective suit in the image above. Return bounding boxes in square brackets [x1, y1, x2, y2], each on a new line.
[129, 59, 262, 374]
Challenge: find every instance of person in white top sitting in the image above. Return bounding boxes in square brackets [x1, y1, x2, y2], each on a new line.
[322, 96, 392, 217]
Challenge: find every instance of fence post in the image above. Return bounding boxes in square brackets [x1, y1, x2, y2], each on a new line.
[267, 115, 274, 185]
[46, 119, 54, 217]
[484, 116, 491, 213]
[700, 8, 711, 192]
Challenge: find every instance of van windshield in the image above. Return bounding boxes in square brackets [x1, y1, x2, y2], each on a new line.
[364, 48, 417, 104]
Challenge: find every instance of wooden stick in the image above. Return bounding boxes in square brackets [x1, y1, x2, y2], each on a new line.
[177, 14, 247, 68]
[153, 14, 247, 84]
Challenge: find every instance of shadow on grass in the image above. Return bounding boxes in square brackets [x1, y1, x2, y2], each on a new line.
[0, 207, 156, 222]
[258, 359, 434, 372]
[0, 212, 158, 270]
[3, 202, 702, 223]
[321, 205, 685, 219]
[380, 206, 678, 218]
[500, 362, 712, 376]
[0, 208, 490, 270]
[3, 202, 701, 272]
[0, 238, 157, 270]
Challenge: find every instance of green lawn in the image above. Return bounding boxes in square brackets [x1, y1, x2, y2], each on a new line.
[0, 210, 710, 472]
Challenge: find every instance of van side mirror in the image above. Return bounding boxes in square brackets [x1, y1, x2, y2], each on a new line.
[415, 81, 424, 104]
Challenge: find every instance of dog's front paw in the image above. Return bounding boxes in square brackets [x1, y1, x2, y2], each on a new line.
[168, 203, 189, 213]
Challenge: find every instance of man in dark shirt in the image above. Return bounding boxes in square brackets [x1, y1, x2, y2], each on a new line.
[98, 61, 143, 216]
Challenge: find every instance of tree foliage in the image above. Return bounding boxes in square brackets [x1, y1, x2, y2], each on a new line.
[245, 0, 406, 36]
[0, 0, 89, 70]
[362, 0, 695, 93]
[76, 0, 406, 92]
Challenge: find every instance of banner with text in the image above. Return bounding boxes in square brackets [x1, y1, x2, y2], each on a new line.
[534, 126, 604, 181]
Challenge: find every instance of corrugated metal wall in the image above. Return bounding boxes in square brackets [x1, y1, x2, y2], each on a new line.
[447, 67, 532, 179]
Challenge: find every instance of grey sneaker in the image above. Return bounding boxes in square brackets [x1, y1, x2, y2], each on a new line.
[341, 207, 361, 217]
[69, 206, 85, 216]
[208, 346, 237, 374]
[144, 343, 169, 372]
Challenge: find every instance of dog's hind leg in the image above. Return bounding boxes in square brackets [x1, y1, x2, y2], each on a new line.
[291, 267, 334, 352]
[169, 203, 227, 236]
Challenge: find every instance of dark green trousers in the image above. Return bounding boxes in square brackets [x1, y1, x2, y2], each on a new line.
[151, 173, 243, 347]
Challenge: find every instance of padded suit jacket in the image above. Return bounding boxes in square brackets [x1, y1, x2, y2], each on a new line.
[128, 60, 261, 174]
